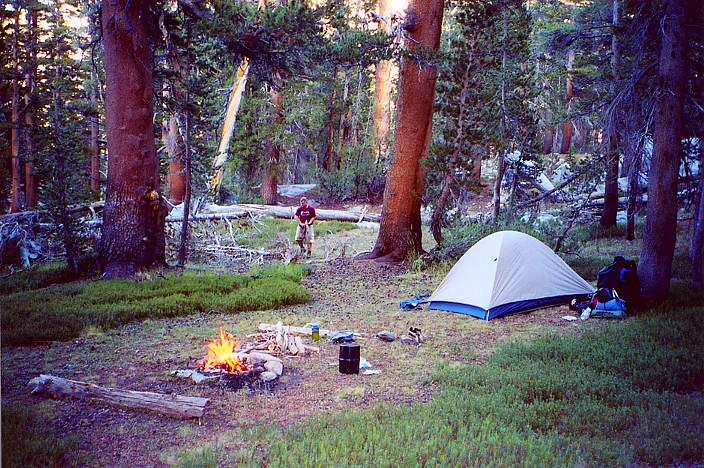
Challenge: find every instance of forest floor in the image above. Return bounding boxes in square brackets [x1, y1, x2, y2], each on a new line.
[0, 224, 601, 467]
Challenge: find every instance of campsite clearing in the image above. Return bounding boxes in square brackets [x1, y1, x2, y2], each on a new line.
[1, 258, 591, 467]
[2, 223, 702, 466]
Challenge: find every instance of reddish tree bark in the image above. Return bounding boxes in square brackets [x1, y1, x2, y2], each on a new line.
[164, 115, 186, 203]
[639, 0, 688, 303]
[100, 0, 163, 278]
[261, 88, 284, 205]
[365, 0, 444, 261]
[559, 50, 575, 155]
[372, 0, 393, 162]
[11, 9, 22, 213]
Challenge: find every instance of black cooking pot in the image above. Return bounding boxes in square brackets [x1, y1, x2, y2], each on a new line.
[338, 343, 360, 374]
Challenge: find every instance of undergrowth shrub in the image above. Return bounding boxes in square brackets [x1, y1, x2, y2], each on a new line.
[267, 302, 704, 466]
[0, 265, 309, 345]
[0, 255, 98, 295]
[235, 219, 357, 250]
[430, 219, 548, 261]
[1, 404, 79, 467]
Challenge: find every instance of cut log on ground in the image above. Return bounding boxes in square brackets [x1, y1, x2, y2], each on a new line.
[28, 374, 209, 419]
[166, 203, 380, 223]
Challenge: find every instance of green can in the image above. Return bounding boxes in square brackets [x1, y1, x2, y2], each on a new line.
[311, 323, 320, 342]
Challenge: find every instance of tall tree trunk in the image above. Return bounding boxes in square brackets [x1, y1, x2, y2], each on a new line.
[336, 70, 350, 162]
[600, 0, 622, 229]
[261, 88, 284, 205]
[165, 115, 186, 203]
[11, 9, 22, 213]
[625, 142, 641, 241]
[541, 127, 554, 154]
[24, 9, 37, 209]
[691, 140, 704, 288]
[100, 0, 161, 278]
[601, 139, 620, 228]
[559, 49, 575, 155]
[639, 0, 688, 303]
[365, 0, 444, 261]
[178, 33, 192, 267]
[89, 70, 101, 195]
[52, 3, 78, 273]
[349, 68, 363, 147]
[470, 147, 482, 180]
[372, 0, 393, 163]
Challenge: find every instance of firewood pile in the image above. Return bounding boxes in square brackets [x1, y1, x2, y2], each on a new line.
[246, 322, 320, 356]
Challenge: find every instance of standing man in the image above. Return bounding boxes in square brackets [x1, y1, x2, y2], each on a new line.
[295, 197, 317, 258]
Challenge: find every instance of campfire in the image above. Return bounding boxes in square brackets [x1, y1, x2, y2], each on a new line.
[174, 324, 323, 390]
[200, 329, 249, 374]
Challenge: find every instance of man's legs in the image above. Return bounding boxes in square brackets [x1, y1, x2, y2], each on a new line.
[305, 226, 314, 258]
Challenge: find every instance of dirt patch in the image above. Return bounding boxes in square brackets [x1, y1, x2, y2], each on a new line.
[1, 253, 593, 467]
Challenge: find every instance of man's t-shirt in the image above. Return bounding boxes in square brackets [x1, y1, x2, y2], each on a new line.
[295, 206, 316, 224]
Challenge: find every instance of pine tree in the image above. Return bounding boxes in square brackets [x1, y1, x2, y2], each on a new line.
[638, 0, 689, 303]
[100, 0, 163, 277]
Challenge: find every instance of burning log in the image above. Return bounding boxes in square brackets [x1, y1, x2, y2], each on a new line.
[27, 374, 209, 419]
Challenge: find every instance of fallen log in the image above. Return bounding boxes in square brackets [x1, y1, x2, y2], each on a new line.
[166, 203, 380, 223]
[0, 201, 105, 223]
[27, 374, 209, 419]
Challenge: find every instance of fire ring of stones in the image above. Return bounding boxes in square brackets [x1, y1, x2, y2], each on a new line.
[171, 351, 284, 391]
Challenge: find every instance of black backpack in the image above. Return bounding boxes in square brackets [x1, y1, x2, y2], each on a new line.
[597, 256, 640, 304]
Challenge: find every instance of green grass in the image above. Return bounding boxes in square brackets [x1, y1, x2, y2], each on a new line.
[0, 256, 98, 295]
[0, 265, 310, 346]
[175, 446, 219, 468]
[265, 291, 704, 466]
[234, 219, 357, 250]
[1, 404, 80, 468]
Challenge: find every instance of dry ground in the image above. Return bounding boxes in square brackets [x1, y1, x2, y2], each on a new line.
[1, 227, 599, 467]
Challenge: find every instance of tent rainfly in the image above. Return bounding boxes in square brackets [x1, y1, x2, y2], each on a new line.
[429, 231, 594, 320]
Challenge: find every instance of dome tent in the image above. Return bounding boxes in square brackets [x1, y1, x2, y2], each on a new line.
[429, 231, 594, 320]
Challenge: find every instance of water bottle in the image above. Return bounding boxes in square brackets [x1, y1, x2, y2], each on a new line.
[311, 323, 320, 342]
[580, 307, 591, 321]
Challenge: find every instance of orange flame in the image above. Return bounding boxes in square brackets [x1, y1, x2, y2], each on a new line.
[201, 329, 248, 374]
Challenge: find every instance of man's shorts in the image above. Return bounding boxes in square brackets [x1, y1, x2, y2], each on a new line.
[295, 225, 315, 242]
